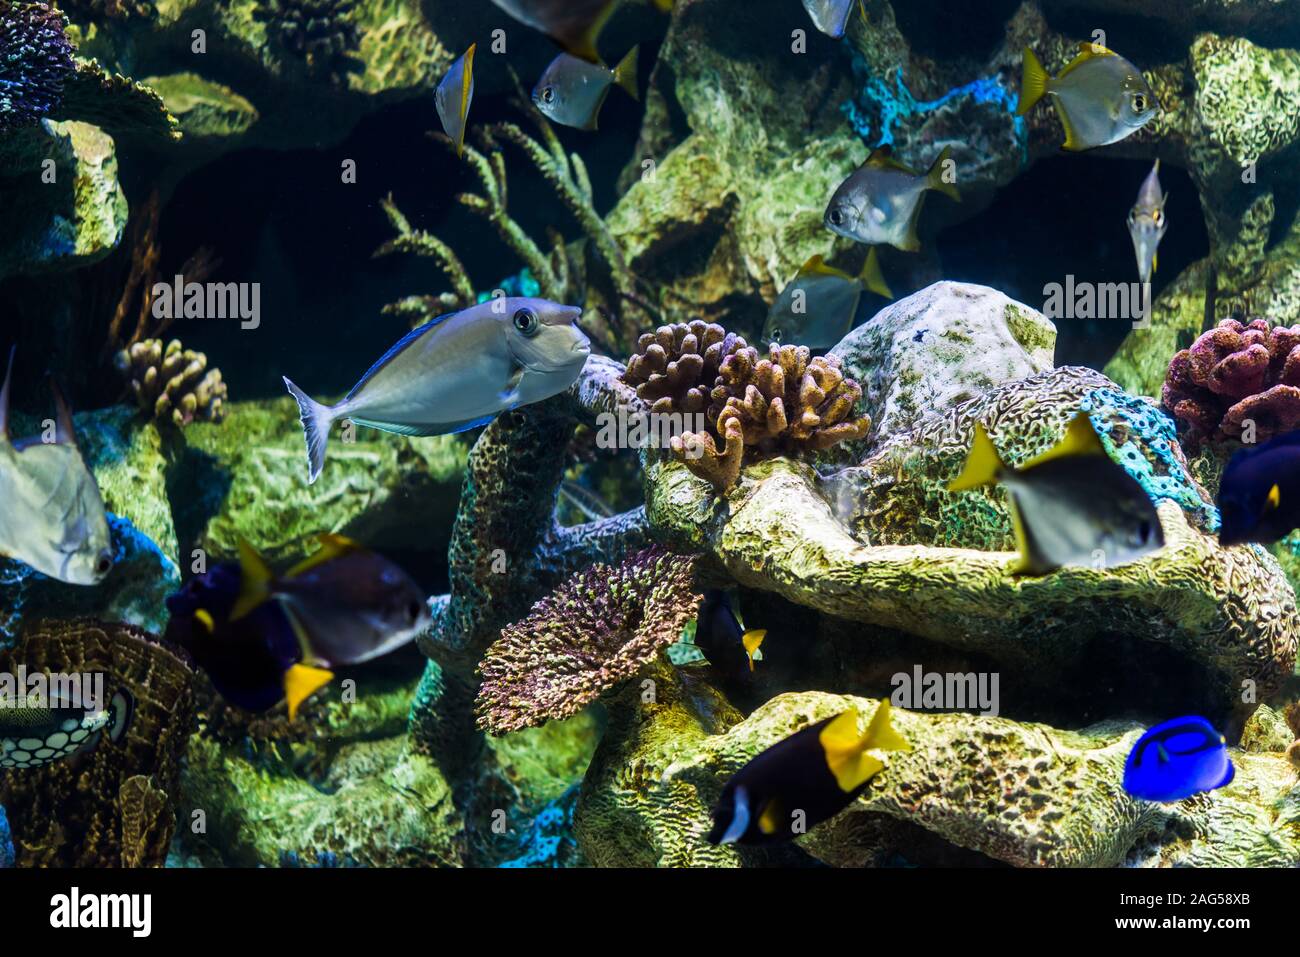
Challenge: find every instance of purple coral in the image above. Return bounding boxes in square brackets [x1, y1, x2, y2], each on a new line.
[1162, 318, 1300, 448]
[475, 547, 701, 735]
[0, 2, 74, 133]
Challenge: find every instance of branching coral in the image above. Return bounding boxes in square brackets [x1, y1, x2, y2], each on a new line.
[622, 322, 871, 491]
[1162, 317, 1300, 448]
[114, 338, 228, 426]
[0, 1, 74, 133]
[476, 547, 701, 735]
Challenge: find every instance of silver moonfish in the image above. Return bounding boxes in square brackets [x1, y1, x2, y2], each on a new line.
[824, 146, 961, 251]
[533, 47, 638, 131]
[1129, 160, 1167, 286]
[949, 412, 1164, 576]
[802, 0, 863, 38]
[1018, 43, 1159, 151]
[283, 298, 591, 484]
[0, 350, 114, 585]
[435, 43, 476, 158]
[0, 688, 132, 769]
[489, 0, 622, 62]
[761, 251, 891, 349]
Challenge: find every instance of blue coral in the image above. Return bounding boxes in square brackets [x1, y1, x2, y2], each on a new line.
[0, 2, 74, 133]
[1081, 388, 1220, 532]
[476, 268, 542, 305]
[498, 785, 580, 868]
[0, 804, 13, 868]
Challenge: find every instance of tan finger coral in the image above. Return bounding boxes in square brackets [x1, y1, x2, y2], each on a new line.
[623, 320, 748, 415]
[114, 338, 227, 427]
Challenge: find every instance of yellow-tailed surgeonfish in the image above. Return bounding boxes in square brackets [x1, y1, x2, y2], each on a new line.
[707, 700, 909, 844]
[762, 250, 891, 349]
[947, 412, 1164, 575]
[802, 0, 867, 38]
[693, 590, 767, 680]
[533, 46, 638, 131]
[824, 145, 961, 252]
[282, 298, 590, 483]
[1129, 160, 1167, 286]
[435, 43, 476, 158]
[0, 348, 114, 585]
[1017, 43, 1159, 151]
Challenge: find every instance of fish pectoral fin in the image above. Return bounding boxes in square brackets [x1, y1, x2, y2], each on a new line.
[284, 663, 334, 721]
[1056, 101, 1086, 152]
[1267, 483, 1281, 510]
[1006, 496, 1049, 577]
[231, 538, 275, 621]
[757, 799, 784, 836]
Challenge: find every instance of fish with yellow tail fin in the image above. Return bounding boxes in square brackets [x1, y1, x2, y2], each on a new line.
[489, 0, 623, 63]
[1017, 43, 1158, 151]
[947, 412, 1164, 575]
[708, 701, 909, 845]
[693, 590, 767, 680]
[435, 44, 476, 158]
[824, 145, 961, 252]
[762, 250, 891, 350]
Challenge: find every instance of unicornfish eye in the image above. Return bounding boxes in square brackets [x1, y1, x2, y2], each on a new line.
[513, 308, 540, 336]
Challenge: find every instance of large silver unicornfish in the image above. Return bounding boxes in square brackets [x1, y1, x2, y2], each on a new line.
[283, 297, 591, 484]
[0, 349, 115, 585]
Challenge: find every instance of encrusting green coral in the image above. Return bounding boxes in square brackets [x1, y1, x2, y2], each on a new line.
[114, 338, 227, 427]
[476, 547, 700, 735]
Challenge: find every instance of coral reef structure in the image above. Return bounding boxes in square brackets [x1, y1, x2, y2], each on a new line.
[0, 1, 74, 132]
[1162, 317, 1300, 448]
[114, 338, 228, 427]
[255, 0, 361, 79]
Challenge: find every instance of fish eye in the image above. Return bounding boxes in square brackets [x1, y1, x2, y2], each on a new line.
[770, 327, 782, 342]
[513, 308, 540, 337]
[1152, 209, 1163, 225]
[828, 207, 846, 226]
[542, 87, 555, 104]
[95, 550, 114, 577]
[1132, 93, 1148, 113]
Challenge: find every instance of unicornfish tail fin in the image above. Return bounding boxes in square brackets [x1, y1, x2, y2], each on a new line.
[284, 663, 334, 721]
[283, 376, 336, 484]
[613, 46, 639, 100]
[1017, 46, 1050, 116]
[860, 247, 893, 299]
[231, 538, 276, 621]
[926, 145, 961, 203]
[948, 422, 1005, 491]
[741, 629, 766, 672]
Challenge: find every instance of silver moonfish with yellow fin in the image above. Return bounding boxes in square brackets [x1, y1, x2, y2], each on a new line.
[533, 47, 638, 131]
[435, 43, 476, 158]
[948, 412, 1164, 576]
[824, 145, 961, 251]
[707, 700, 909, 845]
[0, 687, 133, 769]
[1129, 160, 1168, 286]
[802, 0, 865, 38]
[0, 349, 114, 585]
[232, 534, 431, 669]
[1017, 43, 1159, 151]
[761, 251, 891, 349]
[283, 298, 590, 484]
[490, 0, 621, 62]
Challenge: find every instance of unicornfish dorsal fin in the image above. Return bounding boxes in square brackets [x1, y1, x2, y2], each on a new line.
[230, 538, 276, 621]
[948, 422, 1005, 491]
[284, 663, 334, 721]
[1018, 412, 1107, 470]
[0, 346, 13, 442]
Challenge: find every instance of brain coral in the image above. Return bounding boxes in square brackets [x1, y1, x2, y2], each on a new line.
[1162, 317, 1300, 448]
[476, 547, 701, 735]
[0, 1, 74, 132]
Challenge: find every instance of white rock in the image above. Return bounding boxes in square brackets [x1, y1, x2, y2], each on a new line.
[829, 281, 1056, 444]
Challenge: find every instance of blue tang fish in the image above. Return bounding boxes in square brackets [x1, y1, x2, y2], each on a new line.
[1218, 428, 1300, 546]
[435, 44, 476, 157]
[1123, 716, 1234, 802]
[283, 297, 590, 483]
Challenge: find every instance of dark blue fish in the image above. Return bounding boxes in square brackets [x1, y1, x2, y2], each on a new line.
[1218, 429, 1300, 546]
[164, 562, 331, 718]
[1122, 716, 1234, 802]
[693, 590, 765, 680]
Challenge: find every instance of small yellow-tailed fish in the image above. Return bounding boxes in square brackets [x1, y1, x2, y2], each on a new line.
[1128, 160, 1167, 286]
[948, 412, 1164, 575]
[0, 348, 114, 585]
[708, 701, 909, 844]
[533, 46, 638, 131]
[693, 590, 767, 680]
[824, 145, 961, 251]
[1017, 43, 1159, 151]
[435, 43, 476, 158]
[802, 0, 867, 38]
[762, 251, 891, 349]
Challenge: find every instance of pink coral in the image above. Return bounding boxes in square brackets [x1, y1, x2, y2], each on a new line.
[1162, 318, 1300, 447]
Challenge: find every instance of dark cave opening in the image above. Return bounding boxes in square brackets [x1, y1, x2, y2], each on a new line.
[935, 152, 1210, 372]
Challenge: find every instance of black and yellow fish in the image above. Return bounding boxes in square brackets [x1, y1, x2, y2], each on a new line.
[707, 701, 908, 845]
[693, 590, 766, 680]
